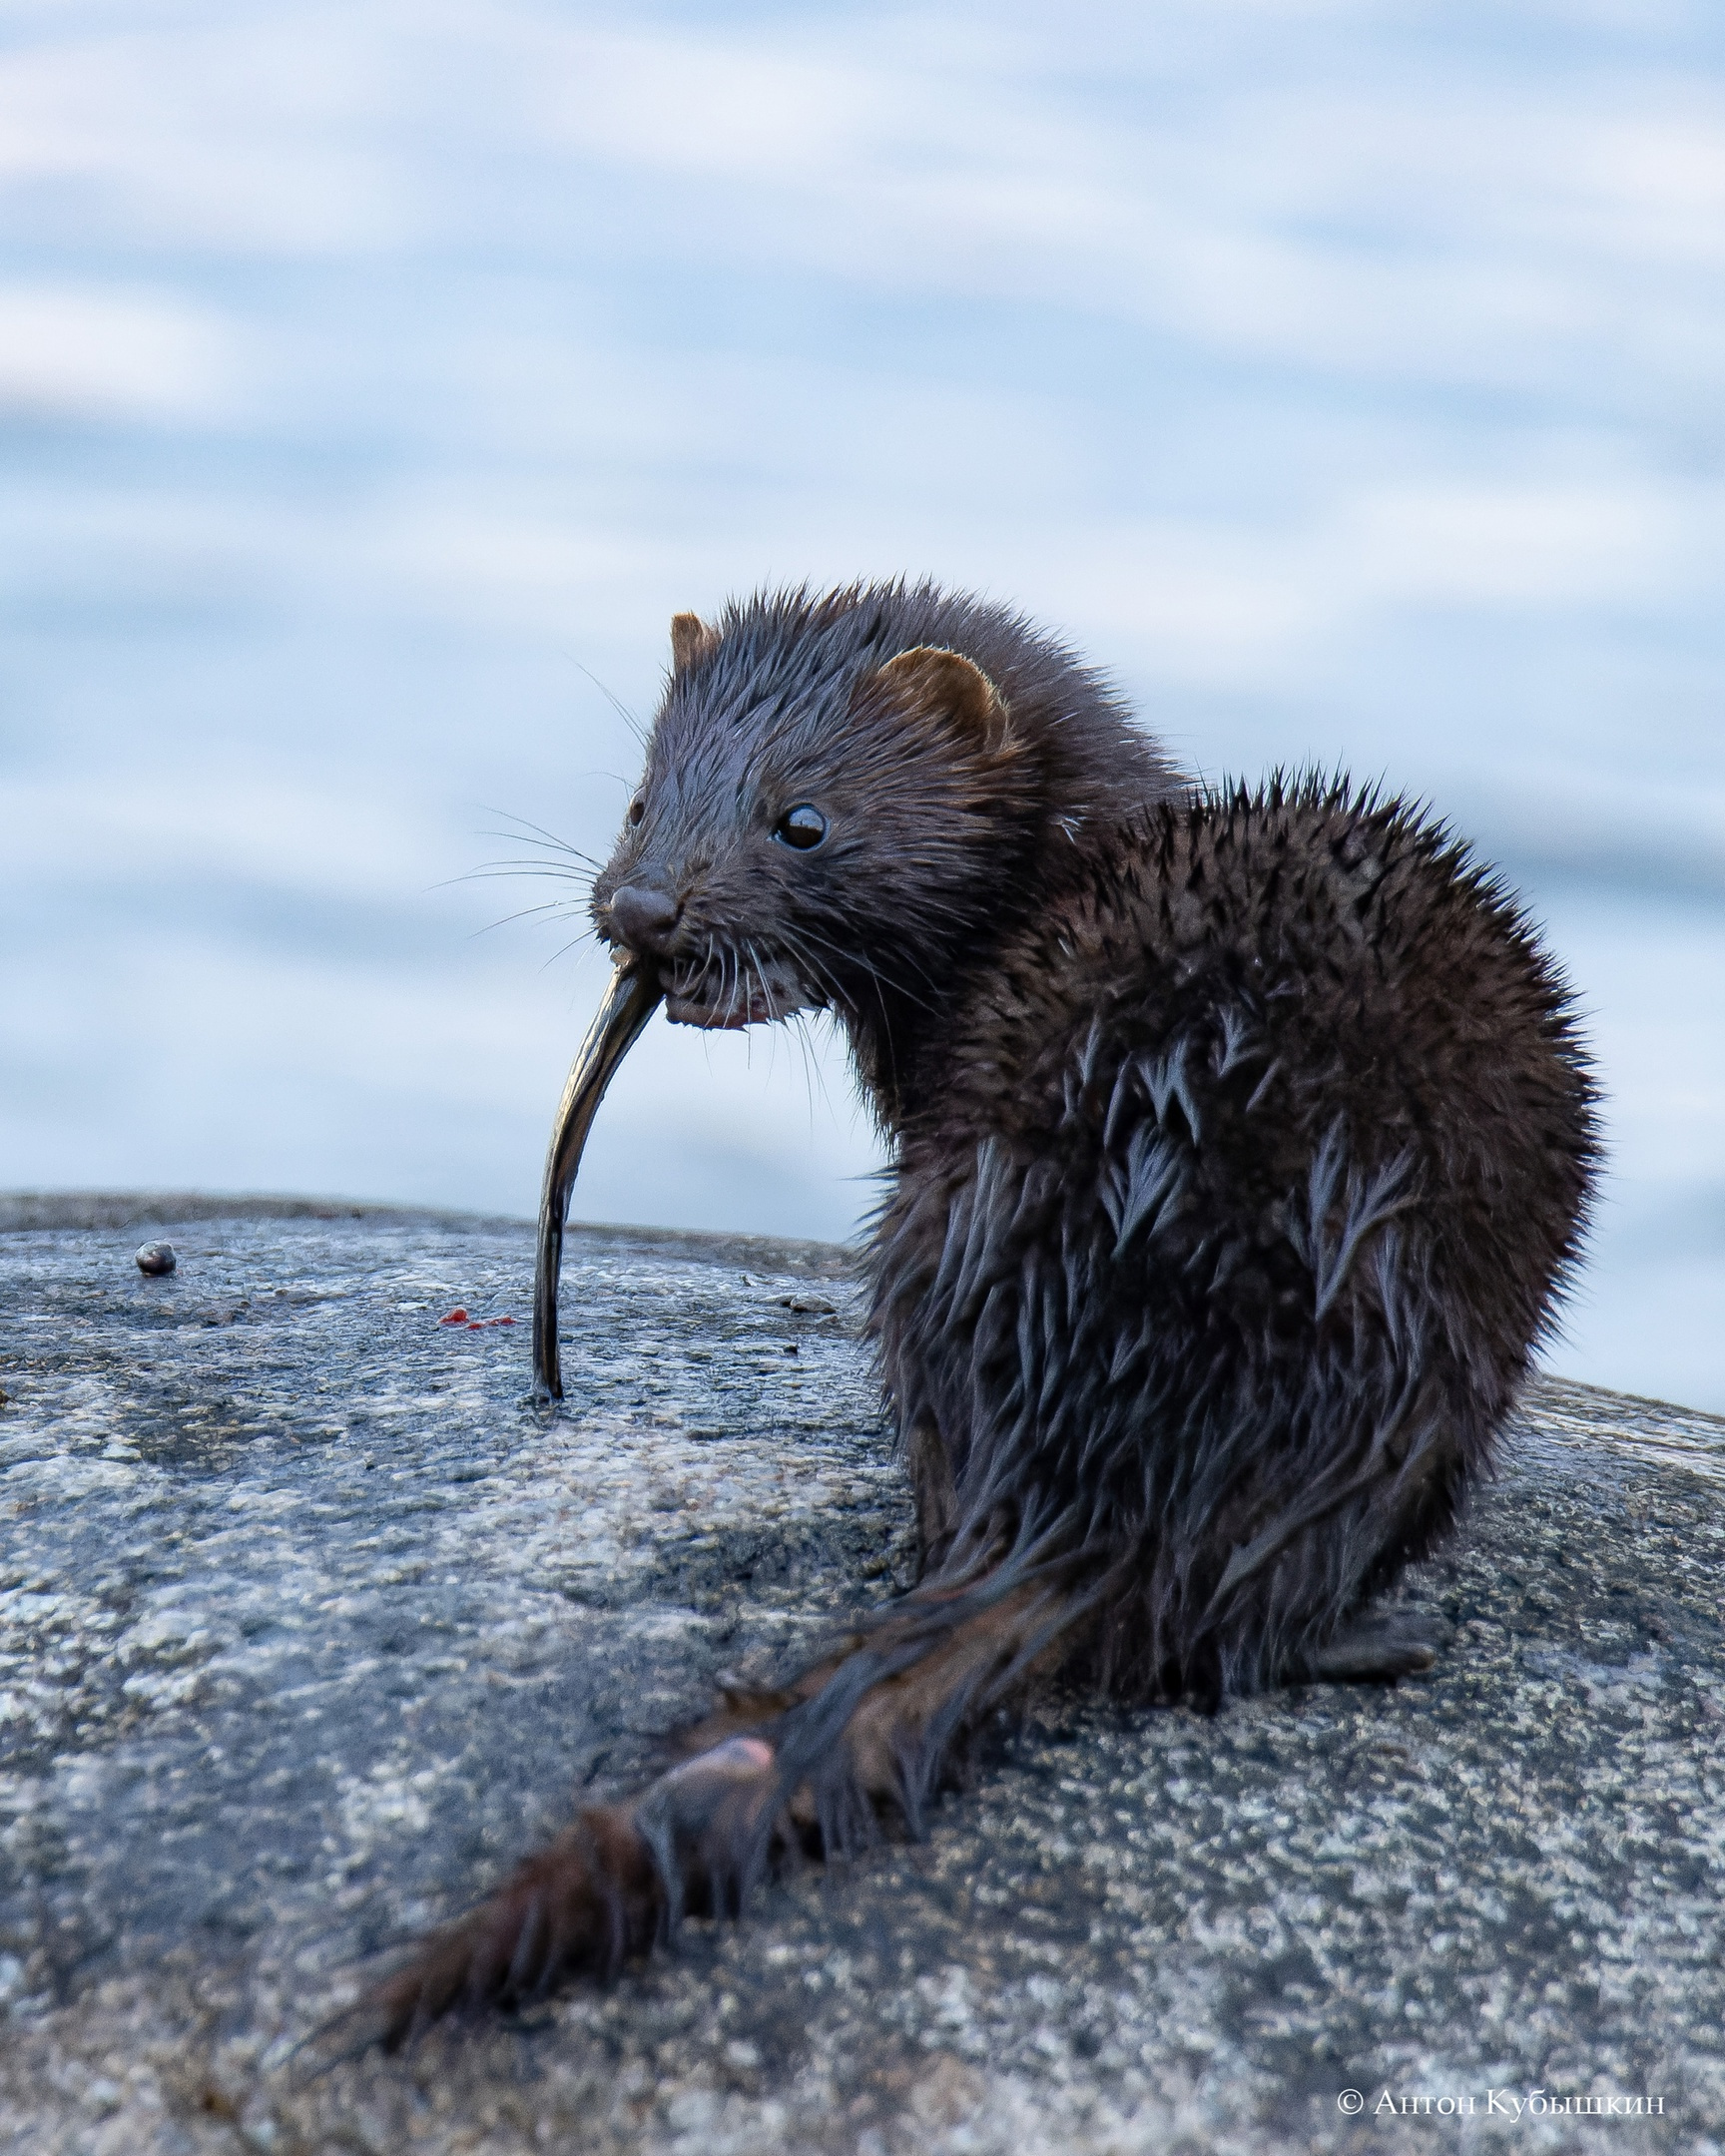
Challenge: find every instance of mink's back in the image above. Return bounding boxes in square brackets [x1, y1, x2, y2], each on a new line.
[925, 779, 1592, 1309]
[948, 776, 1586, 1181]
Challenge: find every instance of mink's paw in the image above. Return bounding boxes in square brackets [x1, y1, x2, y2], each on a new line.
[1299, 1610, 1447, 1685]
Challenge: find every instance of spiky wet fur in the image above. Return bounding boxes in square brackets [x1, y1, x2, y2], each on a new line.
[362, 581, 1597, 2047]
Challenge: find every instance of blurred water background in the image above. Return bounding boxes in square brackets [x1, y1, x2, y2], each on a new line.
[1, 1, 1721, 1409]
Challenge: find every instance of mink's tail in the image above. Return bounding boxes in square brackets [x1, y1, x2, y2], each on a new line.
[355, 1533, 1088, 2050]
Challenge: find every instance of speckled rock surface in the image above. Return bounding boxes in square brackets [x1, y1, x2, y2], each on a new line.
[1, 1198, 1722, 2156]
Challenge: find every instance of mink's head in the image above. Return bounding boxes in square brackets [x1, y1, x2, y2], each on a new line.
[532, 582, 1176, 1392]
[591, 585, 1045, 1062]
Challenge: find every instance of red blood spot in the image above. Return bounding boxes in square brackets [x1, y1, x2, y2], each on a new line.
[439, 1308, 469, 1326]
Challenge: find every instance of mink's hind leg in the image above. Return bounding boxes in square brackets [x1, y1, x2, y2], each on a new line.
[1291, 1609, 1446, 1684]
[1180, 1355, 1472, 1701]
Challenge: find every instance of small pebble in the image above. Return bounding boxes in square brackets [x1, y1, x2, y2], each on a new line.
[136, 1242, 177, 1276]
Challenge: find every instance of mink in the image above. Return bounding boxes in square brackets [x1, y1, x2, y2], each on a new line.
[362, 579, 1598, 2045]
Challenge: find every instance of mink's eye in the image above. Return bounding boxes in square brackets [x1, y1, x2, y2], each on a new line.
[774, 805, 828, 851]
[628, 797, 645, 826]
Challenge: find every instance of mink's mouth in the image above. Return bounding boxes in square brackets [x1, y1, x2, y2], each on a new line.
[662, 954, 824, 1030]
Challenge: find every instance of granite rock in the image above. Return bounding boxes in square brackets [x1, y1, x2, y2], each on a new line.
[1, 1198, 1722, 2154]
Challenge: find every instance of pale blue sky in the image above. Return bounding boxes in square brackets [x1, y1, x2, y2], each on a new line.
[1, 0, 1722, 1407]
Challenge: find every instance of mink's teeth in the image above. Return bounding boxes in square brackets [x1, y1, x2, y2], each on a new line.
[659, 954, 820, 1028]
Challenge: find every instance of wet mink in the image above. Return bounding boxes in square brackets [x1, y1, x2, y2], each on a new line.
[367, 579, 1598, 2044]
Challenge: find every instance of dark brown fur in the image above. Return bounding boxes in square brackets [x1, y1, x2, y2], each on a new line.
[361, 580, 1597, 2046]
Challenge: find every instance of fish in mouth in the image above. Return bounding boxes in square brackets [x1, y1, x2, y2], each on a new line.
[530, 958, 661, 1403]
[531, 948, 823, 1399]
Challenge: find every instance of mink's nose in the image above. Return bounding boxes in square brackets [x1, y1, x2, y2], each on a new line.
[609, 881, 682, 954]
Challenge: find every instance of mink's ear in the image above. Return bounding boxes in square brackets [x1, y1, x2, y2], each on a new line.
[873, 647, 1010, 746]
[670, 612, 717, 672]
